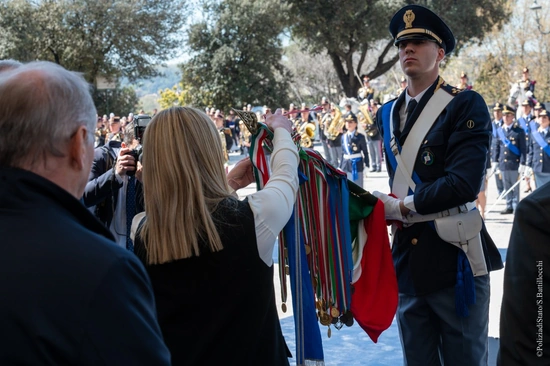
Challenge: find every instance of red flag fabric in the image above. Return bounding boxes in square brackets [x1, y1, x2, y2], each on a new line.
[350, 199, 398, 343]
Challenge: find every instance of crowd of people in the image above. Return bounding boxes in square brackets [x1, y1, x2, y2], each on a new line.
[2, 3, 550, 366]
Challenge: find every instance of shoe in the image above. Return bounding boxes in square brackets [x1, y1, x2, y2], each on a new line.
[377, 168, 382, 172]
[370, 169, 376, 172]
[500, 208, 514, 215]
[524, 187, 532, 193]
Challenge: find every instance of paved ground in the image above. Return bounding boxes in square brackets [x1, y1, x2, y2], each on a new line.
[228, 143, 528, 365]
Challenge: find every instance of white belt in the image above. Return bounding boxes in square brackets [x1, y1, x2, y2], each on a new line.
[343, 153, 362, 160]
[405, 202, 477, 224]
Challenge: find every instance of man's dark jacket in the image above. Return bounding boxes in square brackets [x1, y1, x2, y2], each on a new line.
[0, 167, 170, 365]
[82, 140, 144, 228]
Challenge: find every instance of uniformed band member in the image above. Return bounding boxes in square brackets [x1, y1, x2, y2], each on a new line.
[339, 114, 369, 187]
[491, 103, 505, 196]
[457, 71, 472, 90]
[357, 77, 375, 102]
[534, 101, 545, 118]
[526, 108, 550, 188]
[374, 5, 503, 366]
[396, 75, 407, 95]
[492, 105, 527, 214]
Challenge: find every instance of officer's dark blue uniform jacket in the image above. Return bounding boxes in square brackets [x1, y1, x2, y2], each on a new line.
[491, 123, 527, 171]
[527, 128, 550, 173]
[376, 77, 503, 295]
[339, 131, 369, 173]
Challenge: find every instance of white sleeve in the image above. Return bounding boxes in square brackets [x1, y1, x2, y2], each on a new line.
[247, 128, 299, 266]
[403, 195, 417, 212]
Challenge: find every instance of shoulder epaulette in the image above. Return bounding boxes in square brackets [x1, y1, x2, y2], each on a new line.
[440, 82, 461, 96]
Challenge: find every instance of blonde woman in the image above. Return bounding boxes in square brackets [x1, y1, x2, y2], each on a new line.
[132, 107, 298, 365]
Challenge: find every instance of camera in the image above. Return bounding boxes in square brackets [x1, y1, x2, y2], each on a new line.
[133, 114, 152, 143]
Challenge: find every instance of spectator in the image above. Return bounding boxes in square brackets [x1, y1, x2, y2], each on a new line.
[0, 61, 169, 364]
[131, 107, 298, 365]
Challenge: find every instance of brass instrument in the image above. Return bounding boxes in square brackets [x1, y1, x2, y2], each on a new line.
[326, 107, 344, 140]
[358, 103, 378, 137]
[298, 121, 316, 148]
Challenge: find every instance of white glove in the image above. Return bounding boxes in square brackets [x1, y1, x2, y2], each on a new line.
[372, 191, 404, 221]
[518, 164, 526, 174]
[486, 168, 492, 177]
[491, 162, 498, 171]
[523, 166, 533, 178]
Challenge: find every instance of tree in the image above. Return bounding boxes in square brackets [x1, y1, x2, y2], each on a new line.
[0, 0, 186, 85]
[177, 0, 291, 111]
[285, 0, 511, 97]
[93, 86, 139, 117]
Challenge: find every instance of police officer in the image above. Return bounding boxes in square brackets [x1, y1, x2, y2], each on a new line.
[374, 5, 503, 366]
[518, 99, 535, 192]
[457, 71, 472, 90]
[339, 114, 369, 187]
[491, 103, 505, 196]
[519, 66, 536, 98]
[492, 105, 527, 214]
[526, 108, 550, 188]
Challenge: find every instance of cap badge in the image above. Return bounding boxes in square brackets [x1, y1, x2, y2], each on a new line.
[404, 10, 415, 29]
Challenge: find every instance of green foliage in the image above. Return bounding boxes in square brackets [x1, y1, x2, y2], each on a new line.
[93, 86, 139, 117]
[474, 53, 512, 106]
[178, 0, 291, 110]
[285, 0, 511, 97]
[0, 0, 186, 83]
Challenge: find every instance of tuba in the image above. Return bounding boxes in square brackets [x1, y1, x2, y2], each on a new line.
[326, 107, 344, 140]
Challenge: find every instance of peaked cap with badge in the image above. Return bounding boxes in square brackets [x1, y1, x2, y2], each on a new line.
[493, 102, 503, 111]
[389, 5, 456, 55]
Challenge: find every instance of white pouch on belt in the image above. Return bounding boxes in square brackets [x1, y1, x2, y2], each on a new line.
[434, 210, 488, 277]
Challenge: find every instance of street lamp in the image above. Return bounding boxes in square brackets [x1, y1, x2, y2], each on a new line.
[531, 0, 550, 35]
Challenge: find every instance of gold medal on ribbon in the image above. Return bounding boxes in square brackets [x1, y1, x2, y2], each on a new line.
[305, 244, 311, 255]
[330, 307, 340, 318]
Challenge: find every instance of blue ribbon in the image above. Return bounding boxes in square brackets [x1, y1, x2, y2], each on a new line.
[343, 133, 362, 181]
[380, 101, 475, 318]
[530, 121, 550, 158]
[497, 127, 521, 156]
[517, 116, 530, 134]
[283, 172, 323, 364]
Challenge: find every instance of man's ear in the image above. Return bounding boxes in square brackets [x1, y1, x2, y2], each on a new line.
[436, 47, 445, 63]
[69, 126, 90, 171]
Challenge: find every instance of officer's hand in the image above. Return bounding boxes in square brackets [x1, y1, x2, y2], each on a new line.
[523, 166, 533, 178]
[518, 164, 526, 175]
[372, 191, 405, 221]
[116, 147, 136, 176]
[491, 162, 498, 172]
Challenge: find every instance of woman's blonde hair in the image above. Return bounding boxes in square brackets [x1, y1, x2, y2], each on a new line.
[140, 107, 231, 264]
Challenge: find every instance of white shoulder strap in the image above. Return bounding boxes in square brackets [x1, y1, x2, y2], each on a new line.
[390, 88, 454, 199]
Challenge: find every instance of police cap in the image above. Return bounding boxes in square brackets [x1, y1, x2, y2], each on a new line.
[493, 103, 503, 111]
[502, 105, 516, 115]
[389, 5, 456, 55]
[521, 99, 534, 107]
[535, 102, 546, 110]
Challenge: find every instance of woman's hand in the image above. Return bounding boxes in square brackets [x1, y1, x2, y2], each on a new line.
[265, 108, 293, 134]
[227, 158, 254, 191]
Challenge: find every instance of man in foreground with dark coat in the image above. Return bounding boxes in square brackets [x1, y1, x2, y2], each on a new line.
[499, 181, 550, 365]
[0, 61, 170, 365]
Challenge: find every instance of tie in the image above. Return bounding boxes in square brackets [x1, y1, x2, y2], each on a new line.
[126, 176, 136, 252]
[406, 99, 418, 116]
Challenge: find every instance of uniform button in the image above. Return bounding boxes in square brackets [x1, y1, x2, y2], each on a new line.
[504, 159, 508, 162]
[541, 153, 543, 156]
[541, 160, 543, 163]
[411, 238, 418, 245]
[504, 151, 507, 154]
